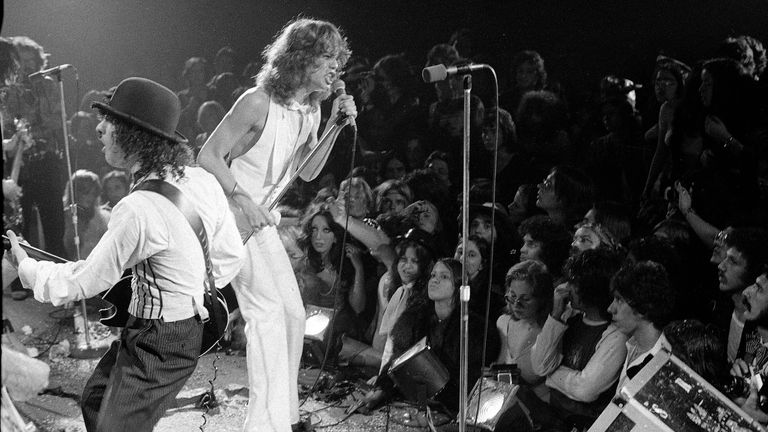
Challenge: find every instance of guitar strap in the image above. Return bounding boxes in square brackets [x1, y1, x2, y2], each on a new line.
[133, 180, 225, 336]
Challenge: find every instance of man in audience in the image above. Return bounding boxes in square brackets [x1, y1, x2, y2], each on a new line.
[608, 261, 676, 393]
[530, 248, 626, 425]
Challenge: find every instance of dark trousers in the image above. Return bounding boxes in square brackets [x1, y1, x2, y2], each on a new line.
[81, 316, 202, 432]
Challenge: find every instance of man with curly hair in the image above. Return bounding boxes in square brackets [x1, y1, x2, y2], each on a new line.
[197, 17, 357, 431]
[608, 260, 676, 394]
[6, 77, 244, 432]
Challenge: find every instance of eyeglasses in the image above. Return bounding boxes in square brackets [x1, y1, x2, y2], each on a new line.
[504, 295, 532, 307]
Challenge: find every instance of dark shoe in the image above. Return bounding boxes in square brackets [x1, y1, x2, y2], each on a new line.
[11, 289, 31, 301]
[291, 418, 314, 432]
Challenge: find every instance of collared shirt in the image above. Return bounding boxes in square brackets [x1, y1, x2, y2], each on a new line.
[19, 167, 245, 321]
[615, 332, 671, 396]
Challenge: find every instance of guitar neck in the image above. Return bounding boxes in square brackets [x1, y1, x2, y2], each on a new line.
[2, 235, 68, 263]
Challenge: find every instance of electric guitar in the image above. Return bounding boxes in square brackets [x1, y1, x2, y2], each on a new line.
[2, 234, 227, 357]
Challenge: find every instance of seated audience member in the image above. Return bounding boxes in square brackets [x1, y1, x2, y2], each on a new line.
[295, 209, 366, 360]
[100, 170, 129, 210]
[375, 229, 435, 357]
[362, 258, 500, 415]
[530, 248, 626, 424]
[729, 270, 768, 426]
[454, 234, 505, 321]
[664, 319, 729, 393]
[536, 165, 595, 229]
[496, 260, 553, 400]
[608, 261, 677, 393]
[62, 169, 110, 260]
[338, 175, 374, 220]
[518, 215, 571, 280]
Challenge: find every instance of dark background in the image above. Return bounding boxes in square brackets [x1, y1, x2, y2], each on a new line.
[2, 0, 767, 113]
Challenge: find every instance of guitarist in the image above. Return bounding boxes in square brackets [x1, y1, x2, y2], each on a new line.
[5, 77, 244, 432]
[197, 18, 357, 432]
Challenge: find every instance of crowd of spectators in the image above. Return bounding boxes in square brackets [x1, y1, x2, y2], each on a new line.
[4, 29, 768, 430]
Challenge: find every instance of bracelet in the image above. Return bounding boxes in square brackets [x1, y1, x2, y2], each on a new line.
[723, 136, 735, 149]
[227, 182, 239, 199]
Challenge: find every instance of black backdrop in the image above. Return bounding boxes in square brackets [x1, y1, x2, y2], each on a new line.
[2, 0, 767, 113]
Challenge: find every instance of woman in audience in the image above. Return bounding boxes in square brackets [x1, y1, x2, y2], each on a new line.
[496, 260, 553, 400]
[642, 56, 691, 199]
[454, 234, 505, 321]
[363, 258, 499, 415]
[500, 50, 548, 116]
[295, 209, 367, 357]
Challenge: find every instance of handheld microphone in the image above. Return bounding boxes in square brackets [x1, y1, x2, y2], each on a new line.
[28, 64, 74, 79]
[331, 79, 356, 129]
[421, 63, 490, 83]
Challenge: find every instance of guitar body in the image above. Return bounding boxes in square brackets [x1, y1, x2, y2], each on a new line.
[98, 275, 230, 357]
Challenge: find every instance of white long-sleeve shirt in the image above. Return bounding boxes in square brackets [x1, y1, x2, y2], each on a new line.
[19, 166, 245, 322]
[530, 313, 627, 403]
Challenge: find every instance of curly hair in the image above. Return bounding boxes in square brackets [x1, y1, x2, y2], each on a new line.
[257, 18, 351, 108]
[518, 215, 572, 276]
[564, 248, 624, 317]
[724, 227, 768, 283]
[10, 36, 48, 71]
[102, 113, 192, 181]
[610, 260, 675, 329]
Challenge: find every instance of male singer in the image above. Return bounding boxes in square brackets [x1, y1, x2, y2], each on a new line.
[197, 18, 357, 432]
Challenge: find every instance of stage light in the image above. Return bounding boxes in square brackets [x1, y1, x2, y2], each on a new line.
[465, 377, 525, 431]
[388, 337, 449, 404]
[304, 305, 334, 341]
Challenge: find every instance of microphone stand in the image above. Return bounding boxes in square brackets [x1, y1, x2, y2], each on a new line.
[458, 74, 472, 432]
[51, 68, 96, 355]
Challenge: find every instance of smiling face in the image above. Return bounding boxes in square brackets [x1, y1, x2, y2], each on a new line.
[454, 239, 483, 280]
[310, 214, 336, 257]
[428, 261, 456, 303]
[397, 246, 422, 285]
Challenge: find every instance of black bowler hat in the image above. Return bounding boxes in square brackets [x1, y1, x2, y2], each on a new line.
[92, 77, 187, 143]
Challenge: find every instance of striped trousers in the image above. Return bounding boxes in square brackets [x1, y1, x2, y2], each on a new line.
[81, 316, 202, 432]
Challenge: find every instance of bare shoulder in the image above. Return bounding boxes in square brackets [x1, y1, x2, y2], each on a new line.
[236, 87, 270, 111]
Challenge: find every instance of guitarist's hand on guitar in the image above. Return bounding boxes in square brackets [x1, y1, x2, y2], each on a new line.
[5, 230, 29, 270]
[231, 193, 276, 231]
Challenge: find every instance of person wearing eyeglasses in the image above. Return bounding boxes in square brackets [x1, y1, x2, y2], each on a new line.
[496, 260, 553, 401]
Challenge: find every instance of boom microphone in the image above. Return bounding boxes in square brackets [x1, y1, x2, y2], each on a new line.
[331, 79, 356, 129]
[28, 64, 74, 79]
[421, 63, 490, 83]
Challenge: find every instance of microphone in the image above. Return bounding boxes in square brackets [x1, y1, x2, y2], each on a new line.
[28, 64, 74, 79]
[421, 63, 490, 83]
[331, 79, 356, 129]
